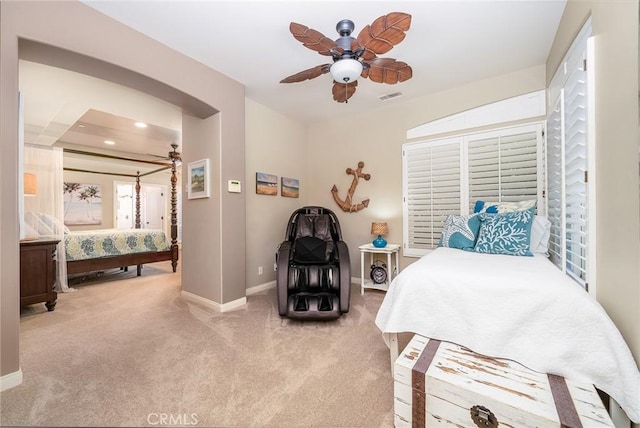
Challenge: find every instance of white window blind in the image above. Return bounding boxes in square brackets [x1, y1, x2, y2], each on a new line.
[468, 130, 540, 208]
[404, 139, 461, 252]
[546, 19, 591, 289]
[564, 61, 588, 284]
[546, 98, 564, 263]
[403, 124, 543, 257]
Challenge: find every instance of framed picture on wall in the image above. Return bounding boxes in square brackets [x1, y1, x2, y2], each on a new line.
[281, 177, 299, 198]
[187, 159, 210, 199]
[63, 182, 102, 225]
[256, 172, 278, 195]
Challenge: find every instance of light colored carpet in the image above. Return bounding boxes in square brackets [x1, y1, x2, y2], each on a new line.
[2, 261, 395, 427]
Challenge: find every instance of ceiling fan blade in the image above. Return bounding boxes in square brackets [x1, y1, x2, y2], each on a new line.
[146, 153, 170, 160]
[362, 58, 413, 84]
[356, 12, 412, 60]
[289, 22, 341, 56]
[332, 81, 358, 103]
[280, 64, 331, 83]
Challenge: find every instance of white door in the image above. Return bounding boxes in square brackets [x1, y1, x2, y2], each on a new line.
[141, 184, 166, 230]
[115, 183, 134, 229]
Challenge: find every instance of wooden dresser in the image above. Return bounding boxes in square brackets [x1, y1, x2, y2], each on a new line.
[20, 238, 60, 311]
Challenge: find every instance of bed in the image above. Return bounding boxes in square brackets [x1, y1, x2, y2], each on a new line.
[63, 145, 180, 277]
[65, 228, 177, 276]
[375, 205, 640, 423]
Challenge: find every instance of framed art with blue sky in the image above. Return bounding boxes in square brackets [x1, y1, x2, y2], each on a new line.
[187, 158, 210, 199]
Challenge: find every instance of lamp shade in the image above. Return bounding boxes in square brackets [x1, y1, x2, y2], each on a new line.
[371, 222, 388, 248]
[330, 59, 363, 83]
[24, 173, 37, 196]
[371, 222, 389, 236]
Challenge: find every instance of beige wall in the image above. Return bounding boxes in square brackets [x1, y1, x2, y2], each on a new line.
[305, 65, 546, 273]
[1, 1, 245, 379]
[181, 113, 223, 303]
[0, 0, 21, 386]
[546, 0, 640, 369]
[244, 99, 309, 289]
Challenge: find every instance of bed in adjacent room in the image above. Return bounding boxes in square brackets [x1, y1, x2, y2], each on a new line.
[65, 228, 176, 276]
[26, 146, 180, 282]
[62, 146, 181, 277]
[375, 203, 640, 423]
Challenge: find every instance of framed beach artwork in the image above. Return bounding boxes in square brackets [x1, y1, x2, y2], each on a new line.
[187, 159, 210, 199]
[256, 172, 277, 195]
[63, 183, 102, 225]
[281, 177, 299, 198]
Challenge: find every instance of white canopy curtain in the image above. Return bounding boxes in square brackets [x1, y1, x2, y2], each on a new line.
[23, 144, 73, 292]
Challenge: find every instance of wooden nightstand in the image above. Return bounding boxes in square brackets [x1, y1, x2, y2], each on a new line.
[20, 237, 60, 311]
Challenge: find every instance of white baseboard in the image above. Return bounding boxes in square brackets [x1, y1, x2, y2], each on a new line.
[0, 369, 23, 392]
[181, 290, 247, 312]
[246, 280, 275, 295]
[351, 276, 361, 285]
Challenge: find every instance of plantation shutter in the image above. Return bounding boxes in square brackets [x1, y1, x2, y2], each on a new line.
[563, 54, 588, 285]
[546, 19, 590, 289]
[546, 99, 563, 264]
[468, 127, 540, 210]
[404, 139, 461, 256]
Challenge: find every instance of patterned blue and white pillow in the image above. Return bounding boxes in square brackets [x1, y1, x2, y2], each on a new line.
[473, 207, 535, 256]
[473, 199, 537, 214]
[439, 214, 481, 251]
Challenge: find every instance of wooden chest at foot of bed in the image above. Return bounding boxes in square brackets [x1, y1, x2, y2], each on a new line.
[393, 335, 613, 428]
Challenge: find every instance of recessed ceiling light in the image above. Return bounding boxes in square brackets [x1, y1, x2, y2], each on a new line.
[104, 140, 116, 145]
[78, 124, 86, 128]
[135, 122, 148, 128]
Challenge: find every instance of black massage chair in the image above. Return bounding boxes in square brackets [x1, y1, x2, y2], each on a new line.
[276, 206, 351, 320]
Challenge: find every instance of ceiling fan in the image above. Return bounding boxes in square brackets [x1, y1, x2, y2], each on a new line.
[145, 144, 182, 164]
[280, 12, 413, 103]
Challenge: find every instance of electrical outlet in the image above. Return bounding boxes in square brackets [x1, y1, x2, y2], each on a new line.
[274, 262, 278, 272]
[258, 266, 263, 275]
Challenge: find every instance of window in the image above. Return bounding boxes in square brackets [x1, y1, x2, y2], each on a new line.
[403, 123, 544, 257]
[546, 19, 592, 289]
[404, 138, 462, 251]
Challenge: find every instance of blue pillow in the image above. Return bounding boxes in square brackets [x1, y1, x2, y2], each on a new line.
[473, 199, 537, 214]
[473, 207, 535, 256]
[439, 214, 482, 251]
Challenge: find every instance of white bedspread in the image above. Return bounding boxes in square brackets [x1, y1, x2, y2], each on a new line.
[375, 247, 640, 423]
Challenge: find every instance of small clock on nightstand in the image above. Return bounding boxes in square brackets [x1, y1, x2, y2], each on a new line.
[359, 243, 400, 295]
[370, 260, 388, 285]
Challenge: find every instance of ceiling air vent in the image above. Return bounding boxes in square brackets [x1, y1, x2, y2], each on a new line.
[378, 92, 403, 102]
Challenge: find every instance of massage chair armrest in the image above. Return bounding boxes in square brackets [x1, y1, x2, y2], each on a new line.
[276, 242, 292, 316]
[335, 240, 351, 313]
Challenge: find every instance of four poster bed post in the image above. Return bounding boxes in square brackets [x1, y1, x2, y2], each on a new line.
[64, 144, 180, 277]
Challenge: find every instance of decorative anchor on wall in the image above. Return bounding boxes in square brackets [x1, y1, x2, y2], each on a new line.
[331, 161, 371, 212]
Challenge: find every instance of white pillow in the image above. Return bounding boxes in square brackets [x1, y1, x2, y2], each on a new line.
[530, 215, 551, 255]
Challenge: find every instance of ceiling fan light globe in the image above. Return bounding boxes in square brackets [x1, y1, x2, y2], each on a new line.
[330, 59, 363, 83]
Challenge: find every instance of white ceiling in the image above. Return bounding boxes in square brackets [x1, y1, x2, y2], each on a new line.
[20, 59, 183, 157]
[20, 1, 567, 156]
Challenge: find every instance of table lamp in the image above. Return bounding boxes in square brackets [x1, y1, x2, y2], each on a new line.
[24, 173, 37, 196]
[371, 222, 388, 248]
